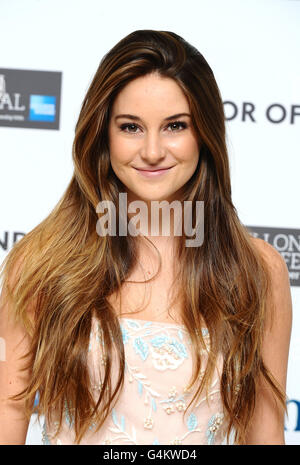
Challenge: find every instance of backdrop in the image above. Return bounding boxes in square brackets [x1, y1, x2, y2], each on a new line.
[0, 0, 299, 445]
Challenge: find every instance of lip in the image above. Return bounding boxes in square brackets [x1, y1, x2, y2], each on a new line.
[134, 166, 174, 178]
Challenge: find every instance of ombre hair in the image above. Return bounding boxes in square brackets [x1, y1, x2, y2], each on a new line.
[0, 29, 286, 444]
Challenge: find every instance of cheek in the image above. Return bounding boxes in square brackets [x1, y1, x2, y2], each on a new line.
[172, 139, 199, 170]
[109, 134, 135, 166]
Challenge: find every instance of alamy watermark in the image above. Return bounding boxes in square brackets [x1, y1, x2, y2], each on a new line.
[95, 193, 204, 247]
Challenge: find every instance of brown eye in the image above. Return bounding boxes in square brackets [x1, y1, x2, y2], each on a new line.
[120, 123, 140, 133]
[168, 121, 187, 131]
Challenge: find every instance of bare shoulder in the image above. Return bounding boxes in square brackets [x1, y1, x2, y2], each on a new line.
[250, 236, 289, 277]
[249, 236, 292, 323]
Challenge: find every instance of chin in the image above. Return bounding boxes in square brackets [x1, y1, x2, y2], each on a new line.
[138, 194, 173, 203]
[127, 189, 171, 203]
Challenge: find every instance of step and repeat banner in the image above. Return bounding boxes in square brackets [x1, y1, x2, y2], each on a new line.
[0, 0, 299, 445]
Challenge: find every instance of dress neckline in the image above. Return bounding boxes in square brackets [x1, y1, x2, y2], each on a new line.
[118, 316, 209, 333]
[91, 313, 207, 331]
[118, 315, 186, 329]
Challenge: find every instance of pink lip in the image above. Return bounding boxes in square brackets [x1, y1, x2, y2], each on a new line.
[134, 167, 174, 178]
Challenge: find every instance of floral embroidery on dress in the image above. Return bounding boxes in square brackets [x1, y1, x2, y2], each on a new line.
[43, 316, 227, 445]
[168, 411, 204, 444]
[149, 336, 188, 371]
[159, 385, 187, 414]
[42, 419, 62, 445]
[120, 319, 190, 371]
[108, 408, 138, 445]
[41, 421, 52, 445]
[121, 325, 130, 344]
[133, 337, 149, 361]
[64, 400, 75, 428]
[206, 412, 224, 444]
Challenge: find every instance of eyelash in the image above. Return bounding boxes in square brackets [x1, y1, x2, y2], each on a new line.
[119, 121, 188, 134]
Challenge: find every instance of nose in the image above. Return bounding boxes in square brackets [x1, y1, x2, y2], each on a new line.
[140, 130, 166, 164]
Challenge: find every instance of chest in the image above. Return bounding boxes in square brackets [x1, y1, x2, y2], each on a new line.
[107, 248, 182, 324]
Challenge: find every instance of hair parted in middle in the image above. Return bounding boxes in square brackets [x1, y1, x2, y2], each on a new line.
[1, 29, 286, 445]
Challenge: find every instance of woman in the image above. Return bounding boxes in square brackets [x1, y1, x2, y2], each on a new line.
[0, 29, 292, 445]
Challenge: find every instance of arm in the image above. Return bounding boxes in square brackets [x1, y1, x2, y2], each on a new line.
[0, 265, 36, 445]
[245, 238, 293, 445]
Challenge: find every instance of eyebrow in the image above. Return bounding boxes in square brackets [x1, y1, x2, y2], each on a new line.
[114, 112, 191, 122]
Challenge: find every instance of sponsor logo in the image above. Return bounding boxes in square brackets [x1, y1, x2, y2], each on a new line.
[247, 226, 300, 286]
[29, 95, 56, 122]
[0, 68, 62, 130]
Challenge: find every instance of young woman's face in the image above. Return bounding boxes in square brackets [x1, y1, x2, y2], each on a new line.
[108, 72, 199, 204]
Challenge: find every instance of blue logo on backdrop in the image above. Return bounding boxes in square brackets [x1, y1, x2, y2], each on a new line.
[285, 399, 300, 432]
[0, 68, 61, 129]
[29, 95, 56, 122]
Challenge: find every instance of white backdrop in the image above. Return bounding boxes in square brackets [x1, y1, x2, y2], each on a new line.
[0, 0, 299, 445]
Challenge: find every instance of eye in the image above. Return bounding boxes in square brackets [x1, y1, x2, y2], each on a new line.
[167, 121, 187, 132]
[119, 121, 187, 134]
[119, 123, 140, 133]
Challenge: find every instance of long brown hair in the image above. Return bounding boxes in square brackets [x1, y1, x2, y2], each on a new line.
[0, 29, 286, 444]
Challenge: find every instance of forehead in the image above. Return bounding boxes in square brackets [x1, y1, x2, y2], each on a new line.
[110, 73, 190, 114]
